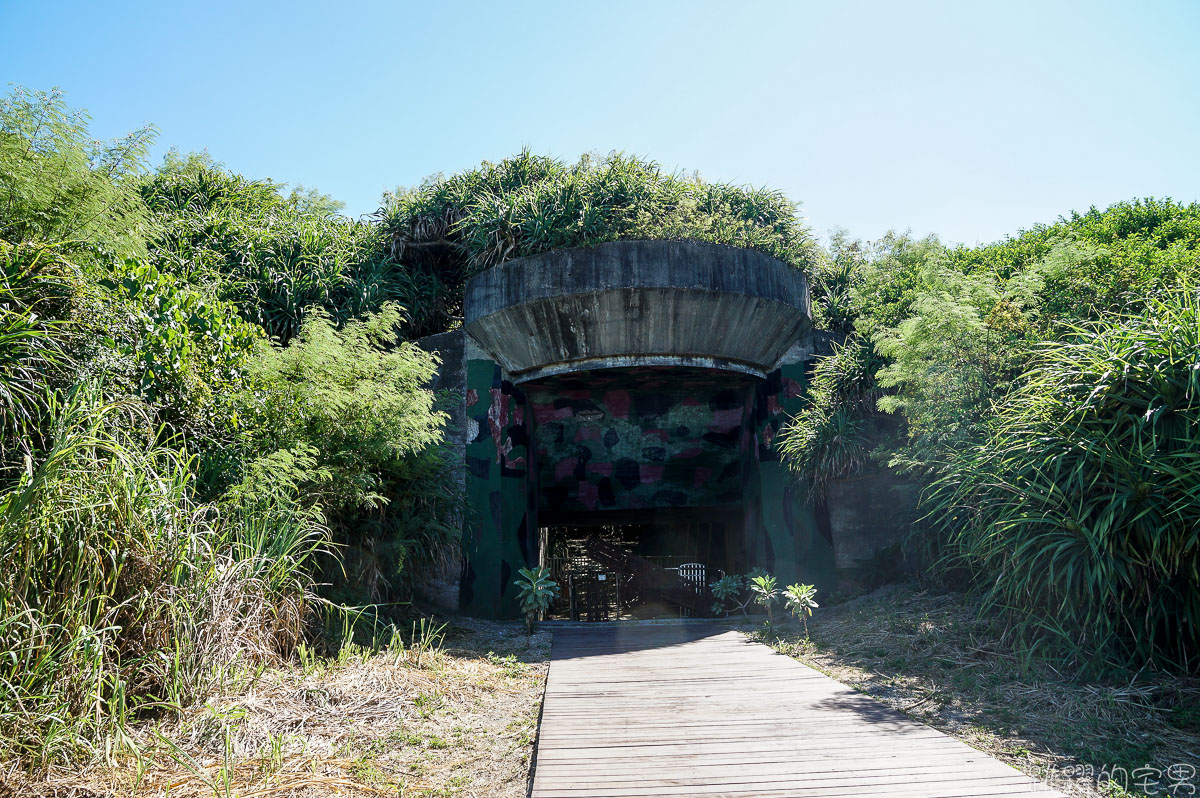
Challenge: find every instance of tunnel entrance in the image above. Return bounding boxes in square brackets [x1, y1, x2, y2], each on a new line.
[539, 506, 743, 621]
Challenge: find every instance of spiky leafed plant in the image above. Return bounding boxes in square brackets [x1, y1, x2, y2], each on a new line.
[373, 150, 820, 337]
[0, 242, 75, 459]
[925, 286, 1200, 673]
[513, 566, 560, 634]
[777, 335, 884, 501]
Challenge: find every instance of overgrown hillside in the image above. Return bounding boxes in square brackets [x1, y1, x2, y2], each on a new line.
[0, 86, 821, 774]
[781, 200, 1200, 673]
[3, 80, 1197, 785]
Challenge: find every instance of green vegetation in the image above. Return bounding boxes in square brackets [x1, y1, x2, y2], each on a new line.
[783, 583, 819, 635]
[0, 85, 821, 774]
[926, 287, 1200, 671]
[0, 88, 456, 772]
[374, 150, 821, 337]
[228, 304, 460, 604]
[779, 199, 1200, 673]
[513, 566, 560, 634]
[709, 573, 748, 617]
[139, 151, 412, 343]
[749, 573, 781, 623]
[3, 78, 1198, 784]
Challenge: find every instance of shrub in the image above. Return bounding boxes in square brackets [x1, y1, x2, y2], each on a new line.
[513, 566, 560, 633]
[0, 86, 154, 260]
[926, 287, 1200, 672]
[230, 303, 459, 602]
[139, 153, 420, 344]
[777, 335, 883, 500]
[709, 574, 746, 617]
[92, 258, 263, 437]
[0, 389, 327, 768]
[783, 583, 819, 635]
[749, 573, 781, 623]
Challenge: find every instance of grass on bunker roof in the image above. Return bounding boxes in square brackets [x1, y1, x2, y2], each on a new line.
[753, 583, 1200, 798]
[2, 618, 551, 798]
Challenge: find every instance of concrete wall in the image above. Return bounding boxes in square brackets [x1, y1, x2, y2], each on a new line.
[464, 240, 811, 381]
[739, 362, 835, 592]
[459, 353, 539, 618]
[828, 471, 919, 571]
[413, 330, 468, 612]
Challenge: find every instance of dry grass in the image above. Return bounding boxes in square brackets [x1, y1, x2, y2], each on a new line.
[2, 619, 550, 798]
[756, 584, 1200, 798]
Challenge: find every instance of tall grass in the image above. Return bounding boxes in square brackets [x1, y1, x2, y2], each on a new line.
[375, 150, 819, 336]
[0, 242, 73, 456]
[777, 335, 884, 501]
[0, 389, 329, 769]
[925, 287, 1200, 673]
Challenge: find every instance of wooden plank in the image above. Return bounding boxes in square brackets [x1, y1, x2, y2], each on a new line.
[531, 623, 1063, 798]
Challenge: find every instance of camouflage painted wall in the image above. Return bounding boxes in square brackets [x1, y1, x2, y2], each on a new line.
[527, 368, 756, 513]
[460, 359, 537, 618]
[458, 357, 837, 618]
[740, 362, 836, 590]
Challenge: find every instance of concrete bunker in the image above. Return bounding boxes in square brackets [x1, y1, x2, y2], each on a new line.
[424, 239, 840, 619]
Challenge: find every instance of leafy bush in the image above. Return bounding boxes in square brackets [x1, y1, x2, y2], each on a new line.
[709, 574, 746, 617]
[231, 303, 459, 601]
[0, 87, 154, 260]
[91, 258, 262, 437]
[140, 153, 423, 344]
[777, 335, 882, 499]
[871, 260, 1043, 471]
[925, 287, 1200, 671]
[950, 198, 1200, 323]
[786, 204, 1200, 484]
[779, 233, 950, 488]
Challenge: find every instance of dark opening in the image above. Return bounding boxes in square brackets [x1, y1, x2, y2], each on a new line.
[539, 506, 743, 620]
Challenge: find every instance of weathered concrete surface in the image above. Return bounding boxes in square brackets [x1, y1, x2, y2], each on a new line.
[464, 240, 810, 381]
[828, 471, 919, 570]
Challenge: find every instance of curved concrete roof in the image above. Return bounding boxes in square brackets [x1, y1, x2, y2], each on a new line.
[464, 240, 810, 382]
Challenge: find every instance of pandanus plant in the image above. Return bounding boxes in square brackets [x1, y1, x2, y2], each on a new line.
[926, 286, 1200, 672]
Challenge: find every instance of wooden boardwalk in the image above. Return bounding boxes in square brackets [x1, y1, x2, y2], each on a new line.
[531, 623, 1064, 798]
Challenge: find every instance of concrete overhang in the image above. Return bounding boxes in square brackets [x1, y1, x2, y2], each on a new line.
[464, 240, 811, 383]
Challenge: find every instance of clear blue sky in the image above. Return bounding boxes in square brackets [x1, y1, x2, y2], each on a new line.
[3, 0, 1198, 245]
